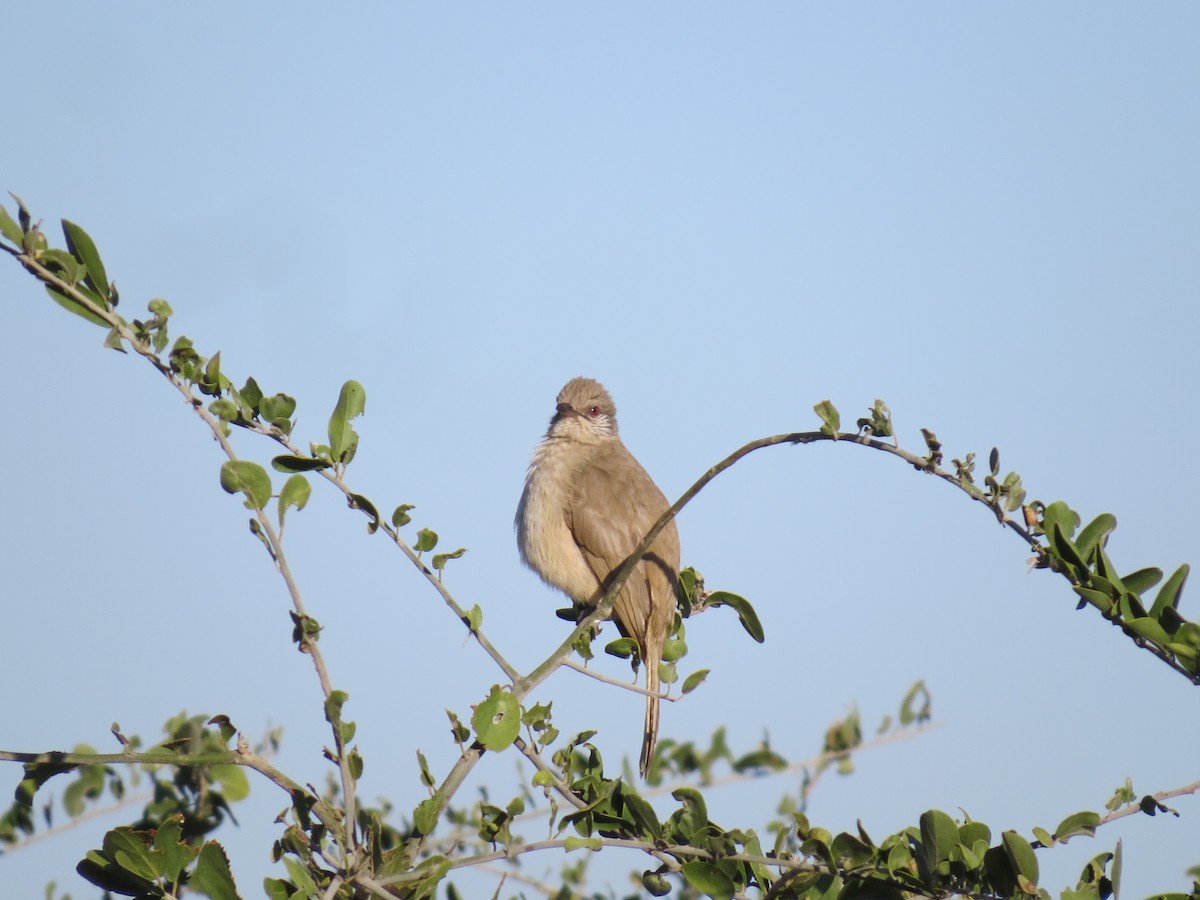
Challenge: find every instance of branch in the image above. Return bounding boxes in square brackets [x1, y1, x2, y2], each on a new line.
[8, 249, 369, 859]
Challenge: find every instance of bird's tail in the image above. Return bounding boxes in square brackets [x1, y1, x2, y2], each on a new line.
[640, 648, 661, 778]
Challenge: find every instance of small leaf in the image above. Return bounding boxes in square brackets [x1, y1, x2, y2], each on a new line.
[899, 680, 931, 725]
[11, 192, 31, 232]
[1002, 830, 1039, 883]
[433, 548, 467, 572]
[1041, 501, 1081, 542]
[662, 637, 687, 661]
[706, 591, 764, 643]
[278, 474, 311, 526]
[349, 493, 380, 530]
[621, 788, 662, 841]
[260, 393, 296, 422]
[681, 860, 735, 900]
[62, 219, 111, 303]
[190, 841, 240, 900]
[209, 398, 237, 421]
[417, 750, 435, 788]
[0, 204, 23, 245]
[393, 504, 415, 527]
[563, 836, 602, 851]
[271, 454, 331, 473]
[413, 797, 440, 835]
[1149, 563, 1190, 618]
[1054, 811, 1100, 841]
[604, 637, 639, 659]
[813, 399, 841, 437]
[219, 461, 272, 510]
[328, 380, 366, 464]
[919, 809, 959, 870]
[681, 669, 710, 694]
[415, 528, 439, 552]
[1076, 513, 1117, 559]
[472, 686, 521, 751]
[148, 297, 174, 317]
[642, 870, 672, 897]
[463, 604, 483, 632]
[1122, 567, 1163, 596]
[46, 286, 108, 326]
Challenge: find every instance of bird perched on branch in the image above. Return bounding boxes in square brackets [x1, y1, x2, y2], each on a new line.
[516, 377, 680, 777]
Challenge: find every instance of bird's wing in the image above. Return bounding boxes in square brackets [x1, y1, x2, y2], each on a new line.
[568, 443, 680, 646]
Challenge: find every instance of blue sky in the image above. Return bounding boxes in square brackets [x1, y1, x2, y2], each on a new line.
[2, 4, 1198, 897]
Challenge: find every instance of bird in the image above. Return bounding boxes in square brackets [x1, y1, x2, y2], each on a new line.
[516, 376, 680, 778]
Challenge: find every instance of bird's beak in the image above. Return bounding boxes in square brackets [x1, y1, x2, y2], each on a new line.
[555, 402, 581, 419]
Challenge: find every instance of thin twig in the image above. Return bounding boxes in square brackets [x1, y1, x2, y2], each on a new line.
[560, 658, 676, 700]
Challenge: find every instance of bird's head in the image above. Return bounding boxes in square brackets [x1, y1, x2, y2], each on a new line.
[548, 377, 618, 443]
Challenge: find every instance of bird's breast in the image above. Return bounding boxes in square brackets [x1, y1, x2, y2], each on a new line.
[516, 441, 601, 605]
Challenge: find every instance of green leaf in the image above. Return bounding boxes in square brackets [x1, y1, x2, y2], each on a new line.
[605, 637, 639, 659]
[152, 816, 195, 883]
[278, 474, 311, 526]
[1051, 523, 1089, 574]
[328, 379, 366, 464]
[1002, 830, 1039, 883]
[208, 398, 238, 421]
[563, 836, 602, 851]
[219, 460, 272, 510]
[642, 870, 672, 897]
[271, 454, 331, 473]
[959, 819, 991, 846]
[472, 686, 521, 751]
[1055, 811, 1100, 841]
[899, 680, 931, 725]
[0, 204, 23, 245]
[76, 831, 160, 895]
[662, 637, 687, 661]
[1149, 563, 1189, 618]
[621, 787, 662, 841]
[463, 604, 483, 632]
[259, 392, 296, 423]
[62, 763, 105, 816]
[706, 591, 764, 643]
[433, 547, 467, 572]
[1075, 513, 1117, 559]
[349, 493, 380, 531]
[682, 669, 710, 694]
[919, 809, 959, 871]
[103, 826, 161, 881]
[213, 764, 250, 803]
[415, 527, 438, 552]
[1073, 587, 1113, 613]
[681, 860, 735, 900]
[149, 297, 174, 317]
[813, 399, 841, 437]
[1122, 567, 1163, 596]
[393, 504, 415, 527]
[62, 219, 111, 303]
[1041, 501, 1081, 541]
[1124, 616, 1170, 644]
[414, 796, 440, 835]
[324, 690, 349, 724]
[831, 831, 874, 867]
[46, 286, 108, 326]
[190, 841, 240, 900]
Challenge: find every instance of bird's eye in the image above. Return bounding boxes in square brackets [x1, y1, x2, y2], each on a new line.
[588, 406, 601, 417]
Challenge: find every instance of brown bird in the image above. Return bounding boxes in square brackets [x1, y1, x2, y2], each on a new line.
[516, 377, 680, 777]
